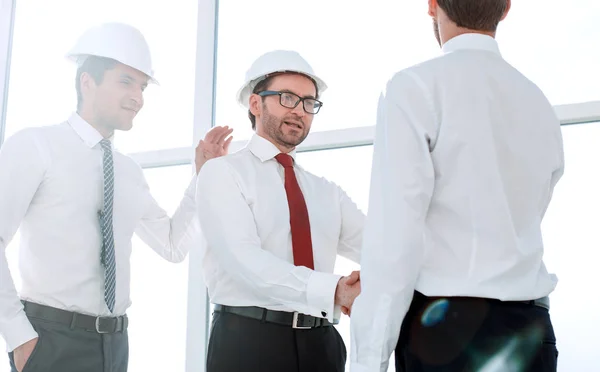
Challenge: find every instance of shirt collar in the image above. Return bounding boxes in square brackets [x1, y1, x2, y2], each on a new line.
[442, 33, 501, 56]
[247, 134, 297, 162]
[67, 112, 114, 149]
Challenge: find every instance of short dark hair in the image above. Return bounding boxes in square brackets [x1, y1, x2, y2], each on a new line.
[247, 73, 320, 131]
[437, 0, 508, 32]
[75, 56, 118, 110]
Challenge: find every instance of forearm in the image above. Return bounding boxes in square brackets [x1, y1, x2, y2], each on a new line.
[337, 189, 366, 264]
[211, 236, 343, 320]
[0, 130, 46, 351]
[136, 175, 199, 263]
[0, 253, 37, 352]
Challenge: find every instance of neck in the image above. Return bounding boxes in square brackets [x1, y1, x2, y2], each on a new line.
[77, 109, 114, 139]
[256, 132, 295, 154]
[273, 143, 295, 154]
[272, 140, 295, 154]
[440, 26, 496, 46]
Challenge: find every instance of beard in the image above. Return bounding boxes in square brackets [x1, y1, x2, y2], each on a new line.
[261, 104, 309, 150]
[433, 18, 441, 46]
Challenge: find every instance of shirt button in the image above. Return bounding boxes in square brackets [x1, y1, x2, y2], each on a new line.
[321, 311, 327, 317]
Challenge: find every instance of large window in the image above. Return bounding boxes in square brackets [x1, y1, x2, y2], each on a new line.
[540, 123, 600, 372]
[127, 165, 193, 372]
[497, 0, 600, 105]
[1, 1, 599, 372]
[215, 0, 600, 142]
[4, 0, 198, 152]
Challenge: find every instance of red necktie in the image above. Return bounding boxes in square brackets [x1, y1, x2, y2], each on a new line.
[275, 153, 315, 270]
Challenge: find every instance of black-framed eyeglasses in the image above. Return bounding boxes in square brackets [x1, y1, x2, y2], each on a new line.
[257, 90, 323, 114]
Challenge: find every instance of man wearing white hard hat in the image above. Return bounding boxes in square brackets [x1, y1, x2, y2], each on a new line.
[196, 50, 364, 372]
[0, 22, 232, 372]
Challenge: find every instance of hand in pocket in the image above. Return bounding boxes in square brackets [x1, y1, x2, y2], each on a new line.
[13, 337, 38, 372]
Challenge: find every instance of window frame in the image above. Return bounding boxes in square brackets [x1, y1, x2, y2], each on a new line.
[0, 0, 15, 144]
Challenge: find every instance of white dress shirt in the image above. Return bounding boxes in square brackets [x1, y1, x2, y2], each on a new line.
[350, 34, 565, 371]
[196, 134, 364, 322]
[0, 113, 198, 352]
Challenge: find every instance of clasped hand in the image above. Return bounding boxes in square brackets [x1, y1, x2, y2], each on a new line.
[334, 270, 361, 316]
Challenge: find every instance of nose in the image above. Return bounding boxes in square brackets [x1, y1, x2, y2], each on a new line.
[130, 88, 144, 109]
[291, 101, 306, 117]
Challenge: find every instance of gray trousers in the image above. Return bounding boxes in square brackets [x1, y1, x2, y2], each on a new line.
[8, 315, 128, 372]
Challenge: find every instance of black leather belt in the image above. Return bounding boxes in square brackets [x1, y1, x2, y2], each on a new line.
[518, 296, 550, 310]
[22, 301, 128, 334]
[214, 304, 337, 329]
[415, 291, 551, 311]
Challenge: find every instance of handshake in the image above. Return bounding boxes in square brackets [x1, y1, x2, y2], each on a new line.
[334, 270, 361, 316]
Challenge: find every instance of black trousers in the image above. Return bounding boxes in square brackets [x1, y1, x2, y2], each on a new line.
[8, 315, 128, 372]
[207, 311, 347, 372]
[395, 291, 558, 372]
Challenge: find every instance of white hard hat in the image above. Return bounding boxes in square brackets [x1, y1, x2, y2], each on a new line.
[66, 22, 157, 84]
[236, 50, 327, 108]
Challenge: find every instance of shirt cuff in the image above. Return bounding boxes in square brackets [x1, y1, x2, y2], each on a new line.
[333, 304, 342, 322]
[306, 271, 342, 322]
[3, 312, 37, 352]
[349, 362, 383, 372]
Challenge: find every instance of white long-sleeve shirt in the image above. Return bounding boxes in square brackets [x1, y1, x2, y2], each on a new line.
[196, 134, 364, 322]
[0, 113, 198, 352]
[350, 34, 564, 371]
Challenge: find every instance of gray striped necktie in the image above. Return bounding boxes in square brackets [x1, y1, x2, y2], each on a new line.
[99, 139, 116, 313]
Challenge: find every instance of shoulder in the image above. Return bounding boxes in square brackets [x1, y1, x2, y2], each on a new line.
[198, 150, 250, 182]
[1, 123, 68, 153]
[297, 164, 346, 197]
[113, 151, 147, 183]
[205, 147, 258, 175]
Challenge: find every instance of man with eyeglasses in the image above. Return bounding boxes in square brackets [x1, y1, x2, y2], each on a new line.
[195, 50, 365, 372]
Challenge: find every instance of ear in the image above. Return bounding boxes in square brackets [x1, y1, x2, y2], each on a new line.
[79, 72, 96, 97]
[501, 0, 511, 21]
[249, 94, 262, 119]
[428, 0, 438, 17]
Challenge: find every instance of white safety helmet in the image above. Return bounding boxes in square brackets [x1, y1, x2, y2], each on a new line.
[236, 50, 327, 108]
[66, 22, 158, 84]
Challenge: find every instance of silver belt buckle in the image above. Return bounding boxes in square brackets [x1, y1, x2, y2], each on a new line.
[95, 317, 111, 333]
[292, 312, 311, 329]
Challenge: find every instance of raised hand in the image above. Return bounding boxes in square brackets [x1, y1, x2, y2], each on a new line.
[195, 126, 234, 173]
